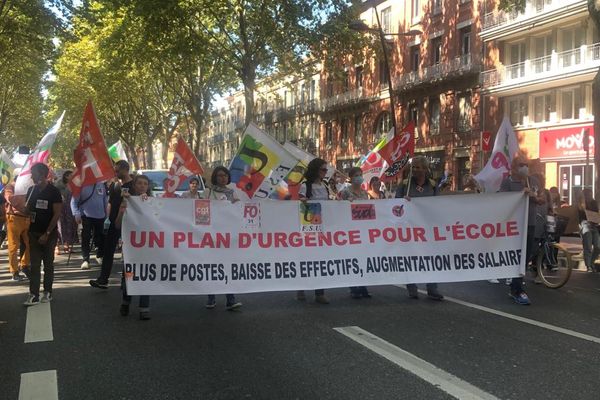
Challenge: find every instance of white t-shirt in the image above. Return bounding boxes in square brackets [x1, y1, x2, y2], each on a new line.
[298, 182, 330, 200]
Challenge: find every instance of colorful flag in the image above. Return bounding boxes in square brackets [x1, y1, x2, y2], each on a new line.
[108, 140, 128, 162]
[269, 141, 315, 200]
[69, 101, 115, 197]
[378, 122, 415, 181]
[163, 137, 204, 197]
[229, 123, 297, 200]
[356, 130, 392, 189]
[474, 116, 520, 193]
[0, 149, 16, 192]
[15, 112, 65, 195]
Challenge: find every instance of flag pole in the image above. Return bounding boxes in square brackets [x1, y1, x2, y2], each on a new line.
[405, 163, 413, 198]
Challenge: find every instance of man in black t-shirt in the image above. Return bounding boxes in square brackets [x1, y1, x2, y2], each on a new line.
[23, 163, 62, 306]
[90, 160, 133, 289]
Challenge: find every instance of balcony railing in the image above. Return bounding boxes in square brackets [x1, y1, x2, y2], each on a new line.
[321, 87, 372, 110]
[482, 43, 600, 90]
[394, 54, 480, 89]
[482, 0, 584, 31]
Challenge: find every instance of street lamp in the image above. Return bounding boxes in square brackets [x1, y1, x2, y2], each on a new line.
[349, 13, 421, 136]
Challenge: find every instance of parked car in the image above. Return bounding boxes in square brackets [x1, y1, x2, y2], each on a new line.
[135, 169, 205, 197]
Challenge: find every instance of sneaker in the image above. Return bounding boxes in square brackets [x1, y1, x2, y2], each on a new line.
[89, 279, 108, 289]
[296, 290, 306, 301]
[427, 291, 444, 301]
[505, 278, 512, 285]
[315, 295, 329, 304]
[12, 273, 24, 282]
[487, 279, 500, 284]
[226, 302, 242, 310]
[81, 261, 90, 270]
[23, 294, 40, 306]
[95, 255, 103, 264]
[41, 292, 52, 303]
[510, 291, 531, 305]
[534, 275, 543, 284]
[407, 286, 419, 299]
[205, 299, 216, 309]
[20, 267, 31, 279]
[139, 311, 151, 320]
[120, 304, 130, 316]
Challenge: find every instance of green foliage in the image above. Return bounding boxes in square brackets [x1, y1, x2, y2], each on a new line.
[497, 0, 526, 12]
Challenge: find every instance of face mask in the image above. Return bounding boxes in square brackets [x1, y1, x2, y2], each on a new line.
[351, 176, 364, 185]
[518, 166, 529, 176]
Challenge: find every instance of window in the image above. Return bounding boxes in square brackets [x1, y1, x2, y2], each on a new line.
[508, 42, 526, 79]
[310, 80, 316, 101]
[508, 97, 527, 126]
[355, 66, 363, 88]
[343, 71, 350, 92]
[341, 119, 349, 146]
[354, 116, 363, 150]
[325, 122, 333, 145]
[433, 0, 442, 15]
[561, 87, 582, 120]
[533, 92, 555, 123]
[460, 26, 471, 57]
[533, 35, 553, 73]
[457, 94, 471, 132]
[429, 98, 440, 135]
[300, 84, 306, 105]
[560, 26, 584, 66]
[431, 37, 442, 65]
[412, 0, 420, 20]
[379, 60, 389, 89]
[410, 45, 420, 71]
[375, 112, 392, 138]
[381, 7, 392, 34]
[409, 102, 420, 138]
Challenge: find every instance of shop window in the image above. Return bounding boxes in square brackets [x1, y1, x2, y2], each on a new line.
[429, 97, 441, 135]
[457, 94, 471, 132]
[561, 87, 582, 120]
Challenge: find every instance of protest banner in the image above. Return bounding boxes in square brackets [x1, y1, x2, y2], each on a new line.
[123, 192, 528, 295]
[229, 123, 299, 200]
[15, 112, 65, 195]
[163, 137, 204, 197]
[69, 101, 115, 197]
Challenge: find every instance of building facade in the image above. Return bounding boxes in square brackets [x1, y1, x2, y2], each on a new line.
[482, 0, 599, 203]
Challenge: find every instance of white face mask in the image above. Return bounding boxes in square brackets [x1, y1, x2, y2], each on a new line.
[518, 166, 529, 176]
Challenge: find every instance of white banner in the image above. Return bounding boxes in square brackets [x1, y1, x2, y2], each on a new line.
[123, 193, 528, 295]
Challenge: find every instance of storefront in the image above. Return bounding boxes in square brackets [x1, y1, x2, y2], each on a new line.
[538, 123, 595, 205]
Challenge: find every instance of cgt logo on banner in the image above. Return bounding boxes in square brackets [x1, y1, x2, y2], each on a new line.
[122, 193, 528, 295]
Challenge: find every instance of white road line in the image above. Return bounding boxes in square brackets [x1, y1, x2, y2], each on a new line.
[18, 370, 58, 400]
[334, 326, 499, 400]
[24, 303, 53, 343]
[394, 285, 600, 345]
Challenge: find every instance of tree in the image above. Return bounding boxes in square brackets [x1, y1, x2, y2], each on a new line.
[498, 0, 600, 199]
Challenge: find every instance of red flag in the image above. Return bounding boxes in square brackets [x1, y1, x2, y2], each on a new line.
[69, 101, 115, 197]
[163, 137, 204, 197]
[378, 121, 415, 181]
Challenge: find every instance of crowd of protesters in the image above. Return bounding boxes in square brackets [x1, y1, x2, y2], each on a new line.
[3, 152, 599, 319]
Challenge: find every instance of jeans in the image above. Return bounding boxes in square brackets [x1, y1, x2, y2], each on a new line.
[6, 214, 30, 275]
[121, 271, 149, 311]
[28, 230, 58, 297]
[406, 283, 438, 294]
[511, 227, 537, 295]
[581, 221, 600, 270]
[81, 216, 105, 261]
[207, 294, 236, 305]
[97, 224, 120, 284]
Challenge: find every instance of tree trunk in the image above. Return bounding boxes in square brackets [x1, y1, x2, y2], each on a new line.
[241, 61, 256, 126]
[146, 140, 154, 170]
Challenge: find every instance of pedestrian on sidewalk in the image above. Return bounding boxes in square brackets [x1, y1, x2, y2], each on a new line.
[71, 181, 108, 269]
[116, 174, 151, 320]
[89, 160, 133, 289]
[4, 173, 31, 281]
[395, 156, 444, 301]
[577, 188, 599, 273]
[203, 166, 242, 311]
[23, 163, 62, 306]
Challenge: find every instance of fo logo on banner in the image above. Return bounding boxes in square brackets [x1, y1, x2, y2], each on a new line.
[194, 199, 211, 225]
[299, 202, 322, 232]
[351, 204, 376, 220]
[243, 202, 261, 228]
[392, 205, 405, 218]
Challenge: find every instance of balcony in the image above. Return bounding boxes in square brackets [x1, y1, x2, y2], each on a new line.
[482, 43, 600, 94]
[481, 0, 586, 41]
[394, 54, 481, 90]
[320, 87, 373, 112]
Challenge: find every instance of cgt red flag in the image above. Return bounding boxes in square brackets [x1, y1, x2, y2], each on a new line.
[163, 137, 204, 197]
[69, 101, 115, 197]
[378, 121, 415, 181]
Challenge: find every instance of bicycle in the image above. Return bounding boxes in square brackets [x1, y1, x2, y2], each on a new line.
[533, 214, 573, 289]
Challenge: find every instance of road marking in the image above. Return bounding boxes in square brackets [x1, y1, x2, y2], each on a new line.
[334, 326, 499, 400]
[24, 303, 53, 343]
[19, 370, 58, 400]
[394, 285, 600, 345]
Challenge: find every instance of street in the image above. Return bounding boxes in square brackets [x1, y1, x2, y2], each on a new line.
[1, 246, 600, 400]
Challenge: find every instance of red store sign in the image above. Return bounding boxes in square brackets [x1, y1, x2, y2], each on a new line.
[539, 124, 594, 160]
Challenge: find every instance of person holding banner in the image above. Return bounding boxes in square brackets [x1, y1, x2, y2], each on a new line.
[367, 176, 385, 200]
[499, 155, 545, 305]
[297, 158, 332, 304]
[577, 188, 600, 273]
[395, 156, 444, 301]
[90, 160, 133, 290]
[116, 175, 152, 320]
[204, 166, 242, 310]
[23, 163, 62, 306]
[181, 177, 203, 199]
[338, 167, 371, 299]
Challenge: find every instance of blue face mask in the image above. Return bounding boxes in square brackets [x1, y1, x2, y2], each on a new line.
[351, 176, 364, 185]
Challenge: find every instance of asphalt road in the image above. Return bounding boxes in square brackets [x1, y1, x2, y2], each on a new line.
[1, 245, 599, 400]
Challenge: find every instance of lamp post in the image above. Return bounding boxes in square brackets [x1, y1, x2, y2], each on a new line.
[349, 14, 420, 136]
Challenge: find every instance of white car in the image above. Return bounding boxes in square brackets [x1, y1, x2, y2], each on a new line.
[135, 169, 206, 197]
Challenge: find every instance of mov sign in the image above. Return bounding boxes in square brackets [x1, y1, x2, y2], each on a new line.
[539, 124, 594, 160]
